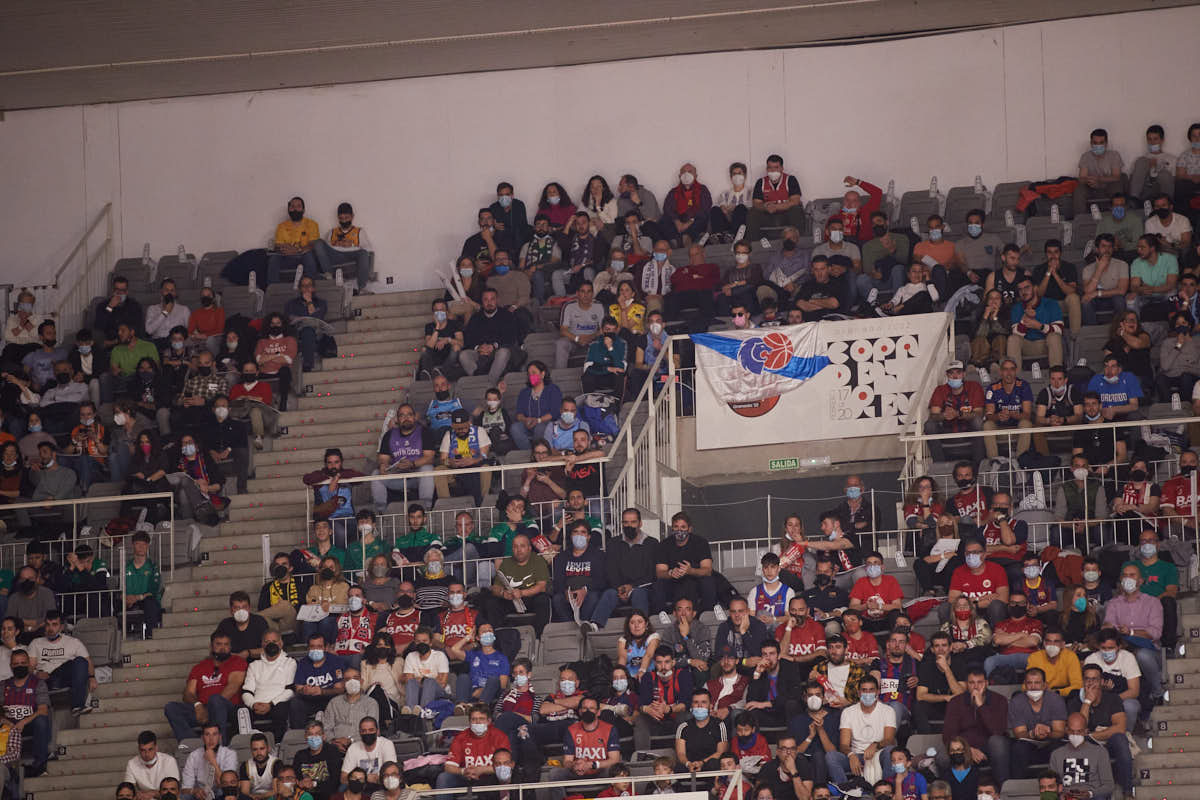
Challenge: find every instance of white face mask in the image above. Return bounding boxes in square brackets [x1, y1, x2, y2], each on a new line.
[829, 230, 844, 243]
[1122, 577, 1138, 593]
[233, 609, 250, 623]
[448, 593, 464, 607]
[214, 407, 229, 421]
[1026, 689, 1044, 702]
[807, 695, 823, 711]
[767, 170, 782, 182]
[344, 678, 361, 695]
[1073, 468, 1089, 481]
[735, 253, 750, 265]
[486, 399, 501, 410]
[383, 776, 401, 791]
[470, 722, 488, 736]
[1044, 644, 1061, 659]
[732, 174, 746, 187]
[650, 322, 663, 336]
[1068, 734, 1085, 748]
[680, 173, 695, 186]
[113, 412, 127, 426]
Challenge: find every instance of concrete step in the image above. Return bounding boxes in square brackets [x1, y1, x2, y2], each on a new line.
[189, 559, 265, 580]
[277, 420, 386, 445]
[1165, 687, 1200, 704]
[1145, 704, 1200, 722]
[319, 339, 421, 359]
[304, 374, 412, 395]
[171, 592, 232, 613]
[79, 706, 174, 729]
[272, 429, 385, 454]
[56, 736, 177, 762]
[279, 404, 391, 426]
[104, 662, 199, 682]
[25, 769, 128, 793]
[1137, 751, 1197, 769]
[161, 608, 229, 629]
[124, 631, 212, 654]
[97, 676, 183, 699]
[1167, 657, 1200, 676]
[318, 351, 416, 372]
[251, 445, 375, 475]
[336, 329, 424, 346]
[296, 389, 411, 410]
[174, 575, 258, 600]
[57, 720, 172, 747]
[346, 315, 432, 333]
[1140, 768, 1200, 786]
[229, 488, 308, 509]
[245, 475, 323, 494]
[1124, 784, 1200, 800]
[350, 288, 442, 308]
[217, 518, 307, 536]
[227, 505, 306, 524]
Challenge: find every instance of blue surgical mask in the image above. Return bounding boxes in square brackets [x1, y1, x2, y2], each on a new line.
[181, 443, 197, 456]
[965, 553, 983, 569]
[1092, 144, 1107, 156]
[929, 229, 943, 241]
[307, 735, 323, 751]
[498, 195, 513, 208]
[559, 411, 576, 426]
[1104, 374, 1119, 384]
[560, 679, 576, 694]
[846, 486, 862, 500]
[18, 303, 33, 313]
[1072, 596, 1087, 613]
[893, 763, 907, 775]
[78, 345, 92, 355]
[1140, 542, 1157, 559]
[692, 706, 709, 721]
[1112, 206, 1126, 220]
[514, 674, 529, 687]
[433, 310, 447, 323]
[653, 252, 668, 263]
[480, 632, 496, 647]
[612, 678, 628, 693]
[866, 564, 883, 579]
[967, 223, 983, 237]
[496, 764, 513, 782]
[859, 692, 877, 706]
[495, 265, 510, 275]
[947, 378, 964, 390]
[28, 424, 42, 433]
[308, 648, 324, 662]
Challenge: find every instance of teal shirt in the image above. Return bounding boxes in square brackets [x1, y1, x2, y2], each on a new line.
[1123, 558, 1178, 598]
[125, 557, 162, 598]
[1131, 252, 1179, 290]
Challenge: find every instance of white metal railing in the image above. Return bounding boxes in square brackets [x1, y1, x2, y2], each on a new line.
[0, 491, 176, 576]
[415, 768, 742, 800]
[38, 203, 114, 336]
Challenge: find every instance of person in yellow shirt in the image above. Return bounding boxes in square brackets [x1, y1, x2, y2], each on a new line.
[313, 202, 375, 290]
[267, 196, 320, 285]
[1024, 628, 1082, 696]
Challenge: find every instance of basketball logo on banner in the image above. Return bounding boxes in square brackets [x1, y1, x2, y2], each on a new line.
[690, 314, 948, 449]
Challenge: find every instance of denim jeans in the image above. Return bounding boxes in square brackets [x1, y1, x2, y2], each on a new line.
[370, 465, 434, 509]
[406, 676, 449, 708]
[313, 241, 371, 288]
[164, 695, 235, 742]
[826, 747, 893, 784]
[551, 587, 620, 627]
[47, 656, 91, 709]
[983, 651, 1030, 677]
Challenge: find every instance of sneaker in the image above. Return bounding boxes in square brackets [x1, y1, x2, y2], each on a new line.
[416, 369, 431, 381]
[411, 705, 423, 718]
[874, 305, 890, 318]
[70, 706, 84, 717]
[697, 233, 710, 247]
[400, 705, 412, 716]
[580, 621, 598, 634]
[866, 288, 878, 306]
[432, 366, 444, 378]
[254, 435, 264, 450]
[419, 707, 436, 720]
[759, 237, 771, 250]
[658, 611, 672, 627]
[453, 702, 470, 716]
[713, 604, 728, 623]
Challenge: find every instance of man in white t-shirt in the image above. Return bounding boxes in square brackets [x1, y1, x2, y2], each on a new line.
[1145, 193, 1193, 254]
[827, 675, 896, 784]
[340, 716, 397, 787]
[1083, 628, 1143, 726]
[125, 730, 181, 800]
[401, 626, 451, 716]
[28, 610, 96, 716]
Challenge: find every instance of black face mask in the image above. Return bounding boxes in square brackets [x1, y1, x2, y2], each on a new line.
[319, 568, 334, 581]
[162, 794, 178, 800]
[622, 525, 639, 540]
[1131, 469, 1147, 482]
[289, 210, 304, 222]
[17, 580, 34, 595]
[222, 788, 239, 799]
[873, 225, 888, 237]
[201, 296, 214, 307]
[396, 596, 414, 609]
[212, 651, 230, 662]
[269, 325, 284, 336]
[55, 373, 70, 385]
[956, 477, 974, 489]
[1009, 605, 1027, 618]
[272, 564, 288, 580]
[139, 372, 155, 383]
[435, 390, 450, 401]
[197, 366, 212, 376]
[243, 373, 258, 382]
[324, 467, 338, 477]
[347, 780, 365, 794]
[949, 752, 966, 766]
[43, 339, 56, 348]
[1182, 464, 1196, 476]
[163, 294, 175, 305]
[782, 240, 797, 252]
[814, 574, 832, 589]
[263, 642, 282, 657]
[359, 733, 377, 747]
[414, 642, 431, 655]
[1156, 208, 1172, 220]
[11, 666, 28, 680]
[579, 710, 597, 724]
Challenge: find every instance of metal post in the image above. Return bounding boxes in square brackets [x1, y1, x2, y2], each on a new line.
[766, 494, 773, 542]
[262, 535, 271, 583]
[169, 494, 175, 578]
[120, 540, 128, 639]
[667, 337, 678, 471]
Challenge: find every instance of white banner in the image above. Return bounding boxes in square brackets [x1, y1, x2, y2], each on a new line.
[691, 313, 950, 449]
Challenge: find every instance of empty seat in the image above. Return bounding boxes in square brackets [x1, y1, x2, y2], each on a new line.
[898, 192, 941, 230]
[944, 187, 987, 229]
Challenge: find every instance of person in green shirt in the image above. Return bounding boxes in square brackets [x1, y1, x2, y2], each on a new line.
[492, 495, 541, 556]
[345, 510, 392, 574]
[480, 532, 552, 637]
[298, 520, 346, 576]
[551, 489, 603, 549]
[1124, 527, 1179, 651]
[270, 764, 314, 800]
[1095, 192, 1144, 259]
[393, 503, 443, 559]
[125, 530, 163, 637]
[860, 210, 912, 295]
[109, 322, 160, 378]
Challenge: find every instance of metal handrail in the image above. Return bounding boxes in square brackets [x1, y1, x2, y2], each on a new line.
[52, 203, 113, 286]
[414, 768, 741, 799]
[902, 414, 1200, 442]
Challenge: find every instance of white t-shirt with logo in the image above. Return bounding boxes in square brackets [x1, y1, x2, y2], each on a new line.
[840, 701, 897, 754]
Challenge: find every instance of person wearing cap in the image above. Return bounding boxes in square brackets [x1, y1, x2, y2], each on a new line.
[314, 202, 374, 289]
[925, 361, 986, 464]
[438, 409, 491, 506]
[267, 196, 321, 286]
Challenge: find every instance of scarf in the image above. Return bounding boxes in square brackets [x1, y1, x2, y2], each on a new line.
[673, 183, 702, 217]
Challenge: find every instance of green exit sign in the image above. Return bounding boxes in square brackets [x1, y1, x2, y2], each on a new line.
[769, 457, 799, 471]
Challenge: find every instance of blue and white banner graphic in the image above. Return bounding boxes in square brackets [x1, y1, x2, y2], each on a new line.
[690, 313, 948, 449]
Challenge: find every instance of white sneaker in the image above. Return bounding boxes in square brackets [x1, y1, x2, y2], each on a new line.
[411, 705, 422, 717]
[697, 233, 710, 247]
[419, 707, 436, 720]
[254, 435, 264, 450]
[866, 288, 879, 306]
[759, 237, 771, 250]
[713, 605, 728, 623]
[658, 612, 672, 627]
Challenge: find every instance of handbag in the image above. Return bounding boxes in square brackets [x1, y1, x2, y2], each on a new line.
[0, 720, 23, 764]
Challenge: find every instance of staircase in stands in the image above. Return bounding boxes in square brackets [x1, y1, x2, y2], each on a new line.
[24, 288, 439, 800]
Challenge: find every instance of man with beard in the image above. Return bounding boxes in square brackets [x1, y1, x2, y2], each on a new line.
[370, 403, 435, 509]
[267, 196, 320, 285]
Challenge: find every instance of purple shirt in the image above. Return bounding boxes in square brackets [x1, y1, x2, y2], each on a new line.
[1103, 591, 1163, 642]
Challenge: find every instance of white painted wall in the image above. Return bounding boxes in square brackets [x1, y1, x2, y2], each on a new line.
[2, 7, 1198, 296]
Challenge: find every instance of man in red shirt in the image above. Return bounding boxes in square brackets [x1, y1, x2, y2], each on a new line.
[826, 177, 883, 241]
[745, 154, 805, 244]
[849, 551, 904, 632]
[925, 361, 986, 464]
[163, 631, 247, 742]
[982, 590, 1043, 678]
[1161, 450, 1199, 535]
[378, 584, 421, 651]
[665, 243, 720, 320]
[946, 540, 1009, 626]
[705, 648, 750, 720]
[840, 610, 881, 664]
[546, 696, 621, 798]
[775, 596, 827, 676]
[333, 586, 377, 663]
[228, 360, 274, 449]
[893, 615, 926, 660]
[437, 704, 512, 791]
[437, 581, 477, 662]
[949, 461, 994, 536]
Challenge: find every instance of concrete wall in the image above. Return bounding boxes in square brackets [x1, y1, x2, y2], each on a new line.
[3, 7, 1199, 294]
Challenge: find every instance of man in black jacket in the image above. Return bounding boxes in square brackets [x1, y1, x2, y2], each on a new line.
[93, 275, 144, 347]
[744, 639, 803, 726]
[459, 288, 521, 384]
[293, 720, 341, 800]
[606, 508, 658, 615]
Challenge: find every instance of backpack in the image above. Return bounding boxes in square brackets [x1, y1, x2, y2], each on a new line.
[578, 392, 620, 436]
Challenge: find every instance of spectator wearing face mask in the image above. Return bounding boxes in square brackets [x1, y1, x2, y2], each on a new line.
[551, 520, 615, 632]
[745, 155, 805, 245]
[659, 164, 713, 248]
[716, 241, 763, 318]
[1049, 713, 1115, 800]
[322, 668, 378, 750]
[258, 553, 300, 636]
[710, 162, 753, 241]
[313, 202, 375, 290]
[332, 588, 378, 669]
[172, 350, 229, 432]
[229, 361, 273, 450]
[254, 313, 297, 411]
[813, 219, 862, 306]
